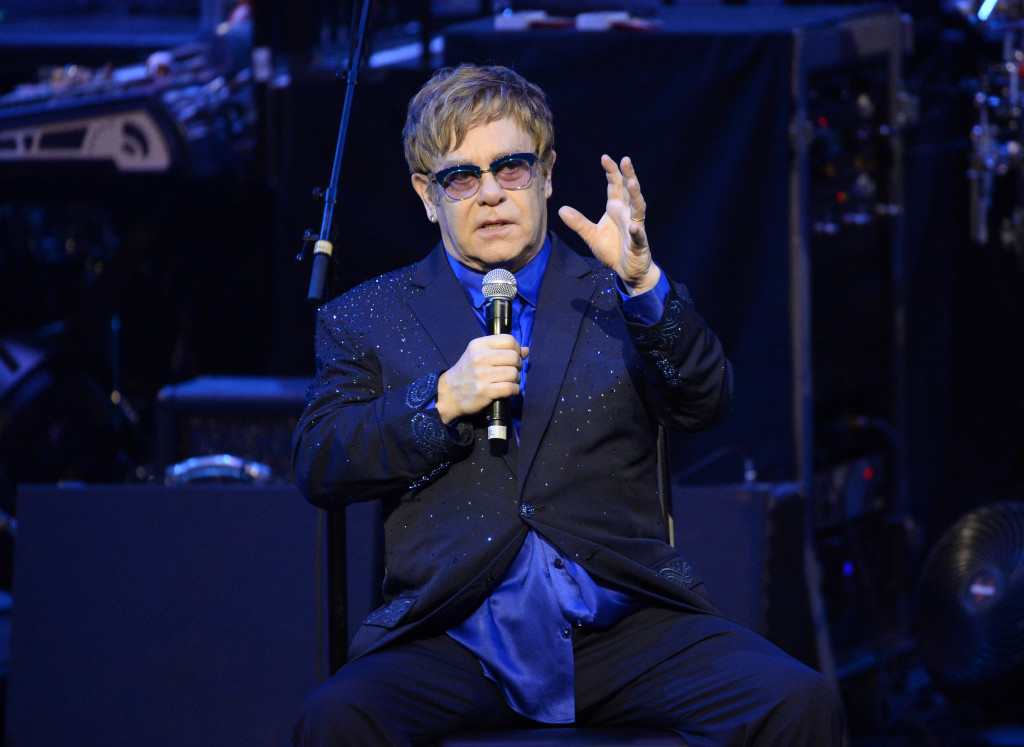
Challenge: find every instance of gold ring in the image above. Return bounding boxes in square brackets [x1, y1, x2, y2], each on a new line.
[631, 215, 646, 223]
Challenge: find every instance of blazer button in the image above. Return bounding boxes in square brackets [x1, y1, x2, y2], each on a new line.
[553, 557, 564, 569]
[519, 502, 535, 518]
[560, 625, 572, 640]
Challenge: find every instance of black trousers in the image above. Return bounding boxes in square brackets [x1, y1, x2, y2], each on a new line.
[293, 606, 843, 746]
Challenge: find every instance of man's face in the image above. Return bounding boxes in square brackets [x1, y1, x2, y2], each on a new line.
[412, 117, 552, 273]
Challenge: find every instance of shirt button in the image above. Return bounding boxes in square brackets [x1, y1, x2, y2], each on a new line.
[519, 502, 535, 519]
[553, 557, 564, 569]
[560, 625, 572, 639]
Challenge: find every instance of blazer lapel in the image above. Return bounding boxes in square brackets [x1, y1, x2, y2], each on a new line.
[406, 244, 482, 368]
[518, 237, 596, 487]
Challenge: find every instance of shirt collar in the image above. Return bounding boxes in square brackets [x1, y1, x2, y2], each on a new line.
[446, 236, 551, 310]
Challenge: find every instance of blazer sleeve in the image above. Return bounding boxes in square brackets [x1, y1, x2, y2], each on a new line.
[291, 300, 473, 510]
[624, 278, 734, 432]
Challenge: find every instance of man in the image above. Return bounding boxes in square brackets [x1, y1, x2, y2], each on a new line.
[292, 63, 842, 745]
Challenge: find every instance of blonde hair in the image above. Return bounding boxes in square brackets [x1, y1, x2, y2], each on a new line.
[403, 64, 555, 180]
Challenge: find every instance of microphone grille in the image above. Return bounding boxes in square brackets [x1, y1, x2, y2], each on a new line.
[481, 269, 517, 300]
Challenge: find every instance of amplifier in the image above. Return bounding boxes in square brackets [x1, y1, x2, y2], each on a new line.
[156, 375, 309, 481]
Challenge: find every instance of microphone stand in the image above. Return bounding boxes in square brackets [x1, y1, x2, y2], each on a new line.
[302, 0, 374, 306]
[297, 0, 374, 677]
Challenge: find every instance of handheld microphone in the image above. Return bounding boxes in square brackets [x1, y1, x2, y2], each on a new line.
[481, 268, 517, 444]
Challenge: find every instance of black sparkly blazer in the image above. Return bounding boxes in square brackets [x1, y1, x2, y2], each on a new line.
[292, 233, 734, 661]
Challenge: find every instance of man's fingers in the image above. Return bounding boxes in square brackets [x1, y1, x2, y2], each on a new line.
[557, 205, 591, 239]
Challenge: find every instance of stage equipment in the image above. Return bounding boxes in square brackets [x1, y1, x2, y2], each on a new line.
[157, 372, 387, 663]
[300, 0, 373, 305]
[156, 375, 309, 481]
[489, 0, 660, 17]
[0, 333, 121, 504]
[950, 0, 1024, 268]
[915, 501, 1024, 721]
[0, 17, 255, 178]
[5, 483, 326, 747]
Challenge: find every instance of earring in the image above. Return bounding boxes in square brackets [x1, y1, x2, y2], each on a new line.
[428, 213, 437, 223]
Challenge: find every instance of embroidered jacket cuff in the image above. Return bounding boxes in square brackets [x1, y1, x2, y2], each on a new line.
[405, 372, 473, 490]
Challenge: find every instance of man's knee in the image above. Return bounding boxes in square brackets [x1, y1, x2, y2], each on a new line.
[784, 665, 841, 711]
[769, 664, 844, 741]
[293, 672, 393, 746]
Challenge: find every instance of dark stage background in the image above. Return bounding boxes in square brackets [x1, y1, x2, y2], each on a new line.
[1, 0, 1023, 744]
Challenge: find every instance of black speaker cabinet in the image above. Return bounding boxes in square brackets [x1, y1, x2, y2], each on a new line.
[5, 483, 327, 747]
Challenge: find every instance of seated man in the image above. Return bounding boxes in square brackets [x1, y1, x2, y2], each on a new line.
[291, 62, 843, 746]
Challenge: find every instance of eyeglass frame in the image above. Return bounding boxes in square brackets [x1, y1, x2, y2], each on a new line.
[429, 152, 540, 202]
